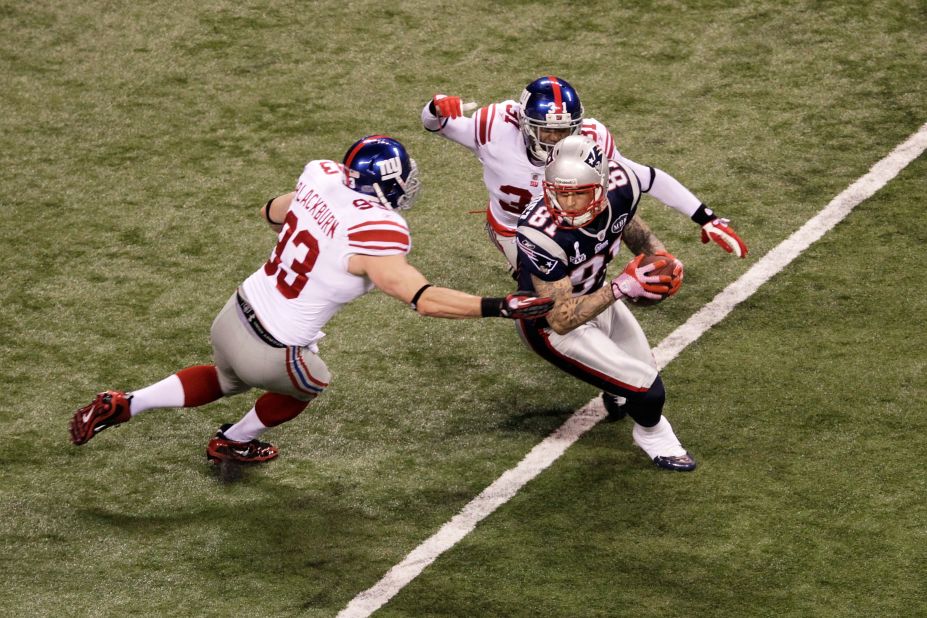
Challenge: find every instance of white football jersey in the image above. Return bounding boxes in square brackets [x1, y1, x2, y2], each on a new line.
[423, 100, 618, 236]
[241, 159, 411, 347]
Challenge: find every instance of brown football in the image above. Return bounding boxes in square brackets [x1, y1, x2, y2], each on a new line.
[627, 254, 678, 307]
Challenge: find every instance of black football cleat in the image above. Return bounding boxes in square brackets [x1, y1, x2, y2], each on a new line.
[651, 453, 697, 472]
[601, 392, 626, 422]
[632, 417, 697, 472]
[70, 390, 132, 445]
[206, 424, 278, 464]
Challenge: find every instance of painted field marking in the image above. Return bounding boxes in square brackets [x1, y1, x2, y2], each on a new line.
[339, 123, 927, 618]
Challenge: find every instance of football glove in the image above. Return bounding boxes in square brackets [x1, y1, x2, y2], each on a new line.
[432, 94, 463, 119]
[654, 250, 684, 297]
[482, 292, 554, 319]
[611, 254, 670, 301]
[701, 218, 748, 258]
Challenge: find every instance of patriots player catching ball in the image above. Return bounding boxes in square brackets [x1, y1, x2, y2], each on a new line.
[516, 135, 695, 471]
[422, 75, 748, 271]
[69, 136, 553, 464]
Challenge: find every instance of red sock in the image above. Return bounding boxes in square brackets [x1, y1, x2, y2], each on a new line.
[254, 392, 310, 427]
[176, 365, 224, 407]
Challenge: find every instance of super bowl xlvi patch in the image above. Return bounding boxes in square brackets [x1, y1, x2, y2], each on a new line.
[569, 241, 587, 264]
[518, 237, 558, 274]
[611, 213, 628, 234]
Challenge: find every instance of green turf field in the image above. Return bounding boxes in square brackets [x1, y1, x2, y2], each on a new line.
[1, 1, 924, 616]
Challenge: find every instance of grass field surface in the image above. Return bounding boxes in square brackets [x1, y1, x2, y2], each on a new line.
[1, 1, 924, 616]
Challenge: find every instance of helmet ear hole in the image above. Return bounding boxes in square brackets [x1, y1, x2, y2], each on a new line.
[342, 136, 421, 210]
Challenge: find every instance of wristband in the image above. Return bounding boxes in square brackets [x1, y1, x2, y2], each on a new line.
[480, 297, 503, 317]
[410, 284, 433, 311]
[264, 198, 284, 225]
[690, 204, 716, 226]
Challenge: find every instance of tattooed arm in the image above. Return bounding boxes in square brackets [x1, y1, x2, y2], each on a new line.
[532, 274, 615, 335]
[622, 215, 666, 255]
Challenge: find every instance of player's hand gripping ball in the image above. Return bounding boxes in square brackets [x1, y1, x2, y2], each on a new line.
[626, 252, 684, 307]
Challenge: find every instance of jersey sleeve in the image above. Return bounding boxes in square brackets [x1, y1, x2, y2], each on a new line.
[345, 218, 412, 257]
[515, 225, 569, 282]
[617, 155, 702, 217]
[421, 100, 479, 154]
[581, 118, 619, 160]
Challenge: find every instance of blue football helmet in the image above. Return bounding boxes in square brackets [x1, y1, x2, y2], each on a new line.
[342, 135, 421, 210]
[519, 76, 585, 161]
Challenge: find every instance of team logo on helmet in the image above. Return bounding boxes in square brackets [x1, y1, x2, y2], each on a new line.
[342, 136, 421, 210]
[584, 146, 602, 170]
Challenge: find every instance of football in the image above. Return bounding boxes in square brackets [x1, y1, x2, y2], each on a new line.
[627, 254, 680, 307]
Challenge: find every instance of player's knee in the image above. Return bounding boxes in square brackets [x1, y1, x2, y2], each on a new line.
[623, 374, 666, 427]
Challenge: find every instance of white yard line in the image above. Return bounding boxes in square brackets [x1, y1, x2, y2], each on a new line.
[338, 123, 927, 618]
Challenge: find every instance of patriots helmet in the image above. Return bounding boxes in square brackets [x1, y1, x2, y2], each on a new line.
[342, 135, 421, 210]
[543, 134, 608, 229]
[519, 76, 584, 161]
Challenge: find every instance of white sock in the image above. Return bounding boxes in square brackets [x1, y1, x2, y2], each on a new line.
[223, 408, 268, 442]
[129, 375, 185, 416]
[632, 416, 687, 458]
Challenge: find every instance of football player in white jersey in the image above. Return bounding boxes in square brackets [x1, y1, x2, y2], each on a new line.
[69, 136, 553, 465]
[515, 135, 694, 471]
[422, 75, 748, 270]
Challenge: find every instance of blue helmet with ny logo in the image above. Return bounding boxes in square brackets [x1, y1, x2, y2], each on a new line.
[342, 135, 421, 210]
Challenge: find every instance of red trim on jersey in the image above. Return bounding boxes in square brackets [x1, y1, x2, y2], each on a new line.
[347, 219, 409, 232]
[477, 106, 491, 145]
[348, 243, 409, 252]
[547, 76, 563, 113]
[347, 229, 410, 246]
[486, 103, 496, 141]
[486, 207, 516, 237]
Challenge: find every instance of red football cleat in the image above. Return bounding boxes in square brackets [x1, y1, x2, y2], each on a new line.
[70, 390, 132, 445]
[206, 424, 278, 464]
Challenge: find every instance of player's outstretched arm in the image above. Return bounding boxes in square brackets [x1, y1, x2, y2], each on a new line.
[533, 275, 614, 335]
[692, 204, 748, 258]
[261, 192, 295, 233]
[421, 95, 480, 152]
[619, 156, 747, 258]
[350, 254, 552, 320]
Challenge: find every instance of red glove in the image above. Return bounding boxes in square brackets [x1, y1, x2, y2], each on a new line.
[611, 254, 669, 301]
[482, 292, 554, 319]
[653, 250, 684, 297]
[701, 218, 748, 258]
[432, 94, 463, 119]
[499, 292, 554, 319]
